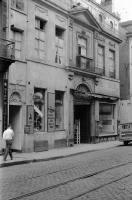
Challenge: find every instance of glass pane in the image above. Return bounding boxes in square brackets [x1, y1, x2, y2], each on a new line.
[81, 47, 86, 56]
[35, 18, 40, 29]
[55, 91, 64, 129]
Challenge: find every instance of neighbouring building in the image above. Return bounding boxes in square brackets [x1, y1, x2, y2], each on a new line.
[0, 0, 121, 153]
[68, 0, 121, 144]
[119, 20, 132, 123]
[0, 0, 15, 153]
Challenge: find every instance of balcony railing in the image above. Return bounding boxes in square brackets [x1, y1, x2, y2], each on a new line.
[0, 38, 15, 61]
[76, 55, 104, 75]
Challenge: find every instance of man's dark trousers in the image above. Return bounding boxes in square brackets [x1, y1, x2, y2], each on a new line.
[4, 140, 13, 161]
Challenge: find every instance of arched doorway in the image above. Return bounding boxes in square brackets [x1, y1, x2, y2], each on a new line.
[74, 84, 92, 144]
[9, 91, 22, 150]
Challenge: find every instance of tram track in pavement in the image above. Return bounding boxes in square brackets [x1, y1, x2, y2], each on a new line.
[7, 160, 132, 200]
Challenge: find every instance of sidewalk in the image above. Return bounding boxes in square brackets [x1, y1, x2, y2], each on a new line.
[0, 141, 121, 168]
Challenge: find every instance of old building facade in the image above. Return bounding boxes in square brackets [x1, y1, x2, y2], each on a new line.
[119, 21, 132, 123]
[0, 0, 121, 152]
[0, 0, 15, 153]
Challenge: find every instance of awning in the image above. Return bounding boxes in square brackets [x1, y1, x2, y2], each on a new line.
[71, 89, 119, 102]
[91, 93, 119, 101]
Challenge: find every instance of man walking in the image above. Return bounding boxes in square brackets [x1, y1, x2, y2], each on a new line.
[3, 124, 14, 161]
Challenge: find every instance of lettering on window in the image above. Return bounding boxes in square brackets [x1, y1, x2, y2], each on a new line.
[47, 93, 55, 132]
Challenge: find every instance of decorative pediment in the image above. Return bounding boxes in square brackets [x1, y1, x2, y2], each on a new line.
[70, 8, 101, 31]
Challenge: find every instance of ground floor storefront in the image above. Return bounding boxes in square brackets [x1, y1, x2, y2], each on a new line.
[0, 63, 119, 153]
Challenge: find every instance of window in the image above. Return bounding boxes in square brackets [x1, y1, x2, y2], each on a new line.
[77, 36, 87, 57]
[109, 49, 115, 78]
[55, 26, 64, 64]
[11, 0, 24, 11]
[99, 14, 103, 23]
[110, 21, 113, 29]
[55, 91, 64, 130]
[13, 32, 23, 59]
[34, 88, 45, 132]
[97, 45, 104, 74]
[99, 103, 114, 134]
[35, 18, 46, 60]
[77, 36, 88, 69]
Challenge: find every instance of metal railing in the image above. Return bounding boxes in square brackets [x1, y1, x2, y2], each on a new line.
[0, 38, 15, 61]
[76, 55, 105, 75]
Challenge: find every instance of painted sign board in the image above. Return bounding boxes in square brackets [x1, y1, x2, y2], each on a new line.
[47, 93, 55, 132]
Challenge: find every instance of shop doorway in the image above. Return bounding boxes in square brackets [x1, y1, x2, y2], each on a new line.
[74, 105, 91, 143]
[9, 105, 22, 150]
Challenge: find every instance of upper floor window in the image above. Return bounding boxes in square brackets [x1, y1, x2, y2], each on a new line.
[35, 17, 46, 31]
[97, 45, 105, 75]
[77, 36, 87, 57]
[76, 35, 93, 70]
[12, 31, 23, 59]
[109, 49, 115, 78]
[55, 26, 65, 64]
[11, 0, 24, 11]
[34, 88, 45, 132]
[35, 17, 46, 60]
[99, 14, 103, 23]
[110, 21, 114, 29]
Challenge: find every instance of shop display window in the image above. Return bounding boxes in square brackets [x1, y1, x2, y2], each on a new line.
[99, 103, 114, 133]
[34, 88, 45, 132]
[55, 91, 64, 130]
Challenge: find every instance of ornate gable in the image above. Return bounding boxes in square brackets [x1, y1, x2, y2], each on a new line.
[70, 8, 101, 31]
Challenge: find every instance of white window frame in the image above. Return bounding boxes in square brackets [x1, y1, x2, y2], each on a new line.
[55, 26, 65, 65]
[109, 49, 115, 78]
[12, 31, 23, 59]
[35, 17, 46, 60]
[97, 44, 105, 70]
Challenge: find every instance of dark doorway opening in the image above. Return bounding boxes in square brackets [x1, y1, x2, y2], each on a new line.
[9, 105, 21, 151]
[74, 105, 91, 143]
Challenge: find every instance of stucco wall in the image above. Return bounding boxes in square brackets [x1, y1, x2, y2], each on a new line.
[95, 78, 120, 97]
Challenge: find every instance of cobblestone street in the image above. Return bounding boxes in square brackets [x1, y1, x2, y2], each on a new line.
[0, 144, 132, 200]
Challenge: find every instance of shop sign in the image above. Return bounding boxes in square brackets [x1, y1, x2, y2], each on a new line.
[3, 78, 8, 131]
[47, 93, 55, 132]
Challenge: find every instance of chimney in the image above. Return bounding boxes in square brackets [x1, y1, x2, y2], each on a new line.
[101, 0, 115, 13]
